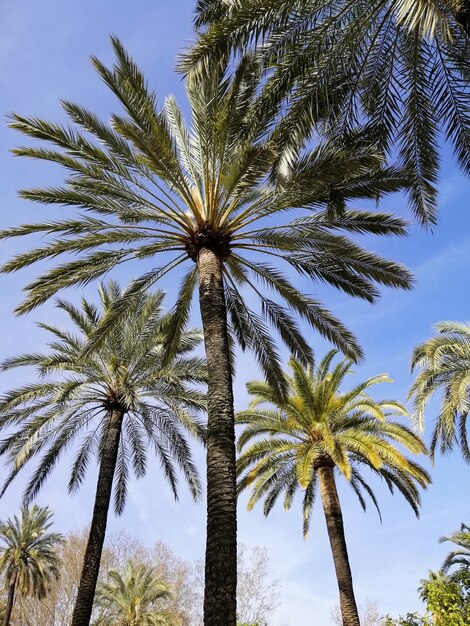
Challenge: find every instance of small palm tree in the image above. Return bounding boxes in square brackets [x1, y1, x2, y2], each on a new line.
[0, 282, 206, 626]
[93, 563, 178, 626]
[409, 321, 470, 461]
[440, 523, 470, 572]
[2, 39, 414, 626]
[187, 0, 470, 224]
[237, 352, 430, 626]
[0, 505, 64, 626]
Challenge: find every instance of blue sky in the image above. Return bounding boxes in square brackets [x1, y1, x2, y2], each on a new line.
[0, 2, 469, 624]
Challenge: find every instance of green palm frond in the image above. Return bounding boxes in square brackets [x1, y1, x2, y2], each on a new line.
[237, 350, 430, 537]
[0, 282, 206, 512]
[409, 321, 470, 462]
[186, 0, 470, 225]
[0, 505, 64, 599]
[3, 38, 415, 389]
[93, 562, 178, 626]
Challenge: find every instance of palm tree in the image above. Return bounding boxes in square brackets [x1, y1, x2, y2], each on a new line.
[93, 563, 178, 626]
[440, 523, 470, 572]
[0, 282, 206, 626]
[186, 0, 470, 225]
[1, 40, 415, 626]
[237, 352, 430, 626]
[0, 505, 63, 626]
[409, 321, 470, 462]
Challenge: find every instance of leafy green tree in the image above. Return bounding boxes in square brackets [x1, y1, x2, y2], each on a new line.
[440, 523, 470, 572]
[409, 321, 470, 462]
[0, 282, 205, 626]
[1, 39, 414, 626]
[419, 570, 467, 625]
[237, 352, 430, 626]
[93, 563, 178, 626]
[384, 613, 428, 626]
[187, 0, 470, 224]
[0, 506, 63, 626]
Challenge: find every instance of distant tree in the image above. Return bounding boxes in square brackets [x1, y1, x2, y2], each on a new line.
[237, 352, 430, 626]
[331, 599, 383, 625]
[409, 321, 470, 462]
[419, 570, 468, 625]
[0, 506, 63, 626]
[0, 282, 205, 626]
[93, 563, 178, 626]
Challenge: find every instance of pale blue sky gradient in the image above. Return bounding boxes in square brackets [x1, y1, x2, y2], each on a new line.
[1, 2, 469, 624]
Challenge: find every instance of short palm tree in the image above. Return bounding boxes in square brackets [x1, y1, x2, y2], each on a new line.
[1, 39, 414, 626]
[409, 321, 470, 461]
[0, 505, 64, 626]
[187, 0, 470, 224]
[0, 282, 206, 626]
[237, 352, 430, 626]
[440, 523, 470, 572]
[93, 563, 178, 626]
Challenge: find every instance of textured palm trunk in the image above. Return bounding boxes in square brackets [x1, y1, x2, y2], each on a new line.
[197, 247, 237, 626]
[3, 573, 16, 626]
[317, 465, 360, 626]
[71, 407, 124, 626]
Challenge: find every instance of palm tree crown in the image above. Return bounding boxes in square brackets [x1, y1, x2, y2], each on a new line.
[188, 0, 470, 225]
[93, 563, 177, 626]
[0, 505, 64, 625]
[409, 321, 470, 462]
[440, 523, 470, 572]
[0, 280, 205, 508]
[237, 352, 430, 536]
[1, 38, 414, 390]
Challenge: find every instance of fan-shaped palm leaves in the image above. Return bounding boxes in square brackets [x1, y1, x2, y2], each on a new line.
[93, 563, 178, 626]
[440, 523, 470, 572]
[187, 0, 470, 225]
[0, 281, 206, 626]
[237, 352, 430, 626]
[2, 39, 414, 626]
[409, 321, 470, 461]
[0, 505, 64, 626]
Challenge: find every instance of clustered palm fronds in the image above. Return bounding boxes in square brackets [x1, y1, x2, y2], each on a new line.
[0, 38, 415, 395]
[0, 505, 64, 626]
[237, 351, 430, 536]
[0, 281, 206, 509]
[93, 563, 179, 626]
[409, 321, 470, 462]
[187, 0, 470, 225]
[440, 523, 470, 572]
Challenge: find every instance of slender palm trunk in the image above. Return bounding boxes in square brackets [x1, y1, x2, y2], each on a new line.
[317, 465, 360, 626]
[71, 407, 124, 626]
[197, 247, 237, 626]
[2, 573, 16, 626]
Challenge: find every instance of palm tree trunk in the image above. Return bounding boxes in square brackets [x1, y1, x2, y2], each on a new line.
[197, 247, 237, 626]
[3, 573, 17, 626]
[71, 407, 124, 626]
[317, 465, 360, 626]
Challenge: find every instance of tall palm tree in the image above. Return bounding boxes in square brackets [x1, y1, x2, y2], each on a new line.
[0, 505, 63, 626]
[186, 0, 470, 225]
[93, 563, 178, 626]
[409, 321, 470, 461]
[1, 39, 415, 626]
[440, 523, 470, 572]
[237, 352, 430, 626]
[0, 282, 206, 626]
